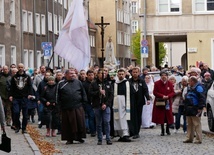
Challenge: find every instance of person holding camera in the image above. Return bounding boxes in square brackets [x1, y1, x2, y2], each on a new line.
[183, 76, 206, 144]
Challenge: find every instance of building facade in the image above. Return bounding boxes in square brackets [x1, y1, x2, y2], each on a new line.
[139, 0, 214, 69]
[0, 0, 97, 69]
[89, 0, 132, 67]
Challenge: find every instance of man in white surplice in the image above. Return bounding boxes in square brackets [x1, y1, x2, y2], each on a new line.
[113, 69, 131, 142]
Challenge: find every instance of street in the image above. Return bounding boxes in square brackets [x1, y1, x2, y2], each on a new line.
[33, 118, 214, 155]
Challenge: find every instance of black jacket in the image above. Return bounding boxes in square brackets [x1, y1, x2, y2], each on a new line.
[89, 78, 113, 108]
[10, 72, 33, 98]
[57, 79, 87, 110]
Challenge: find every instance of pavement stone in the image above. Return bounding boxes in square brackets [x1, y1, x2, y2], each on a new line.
[2, 114, 214, 155]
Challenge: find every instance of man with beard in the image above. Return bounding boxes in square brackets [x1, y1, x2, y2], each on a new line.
[57, 69, 87, 144]
[128, 67, 150, 139]
[9, 63, 33, 134]
[113, 69, 131, 142]
[89, 68, 113, 145]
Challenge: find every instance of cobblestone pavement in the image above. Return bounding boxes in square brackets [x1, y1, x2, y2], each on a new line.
[32, 121, 214, 155]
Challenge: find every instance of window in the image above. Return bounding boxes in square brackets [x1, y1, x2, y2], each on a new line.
[28, 12, 33, 32]
[0, 0, 4, 23]
[37, 51, 41, 69]
[41, 14, 46, 35]
[124, 11, 130, 25]
[90, 35, 95, 47]
[158, 0, 181, 14]
[59, 16, 63, 31]
[117, 31, 123, 45]
[131, 1, 137, 14]
[124, 33, 130, 46]
[0, 44, 5, 66]
[131, 20, 138, 33]
[11, 46, 16, 65]
[22, 10, 28, 32]
[10, 0, 15, 24]
[48, 12, 52, 31]
[117, 9, 123, 22]
[64, 0, 67, 9]
[194, 0, 214, 12]
[29, 50, 34, 68]
[23, 49, 28, 67]
[36, 13, 40, 34]
[54, 14, 58, 34]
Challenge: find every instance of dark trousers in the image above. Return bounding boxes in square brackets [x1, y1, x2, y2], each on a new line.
[13, 98, 28, 130]
[84, 104, 96, 134]
[175, 106, 187, 132]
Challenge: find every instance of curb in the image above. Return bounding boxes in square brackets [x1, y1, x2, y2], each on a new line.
[24, 133, 42, 155]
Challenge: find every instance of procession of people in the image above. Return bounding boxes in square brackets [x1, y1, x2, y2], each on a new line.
[0, 62, 212, 146]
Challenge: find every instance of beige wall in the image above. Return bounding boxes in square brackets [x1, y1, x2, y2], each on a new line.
[89, 0, 117, 57]
[187, 32, 214, 67]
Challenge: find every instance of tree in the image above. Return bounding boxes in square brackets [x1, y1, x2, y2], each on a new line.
[131, 30, 141, 65]
[159, 42, 166, 66]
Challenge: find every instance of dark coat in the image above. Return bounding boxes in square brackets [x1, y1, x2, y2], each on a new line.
[89, 78, 113, 108]
[128, 77, 150, 136]
[152, 80, 175, 124]
[57, 79, 87, 110]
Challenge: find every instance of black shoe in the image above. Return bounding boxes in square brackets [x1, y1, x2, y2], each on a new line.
[118, 137, 123, 142]
[132, 135, 140, 139]
[121, 136, 131, 142]
[57, 131, 61, 135]
[166, 131, 171, 135]
[15, 128, 20, 133]
[106, 140, 112, 145]
[204, 112, 207, 117]
[160, 133, 164, 136]
[66, 141, 73, 145]
[77, 139, 85, 143]
[11, 126, 16, 130]
[97, 141, 102, 145]
[32, 119, 35, 123]
[22, 130, 27, 134]
[38, 124, 42, 128]
[91, 133, 96, 137]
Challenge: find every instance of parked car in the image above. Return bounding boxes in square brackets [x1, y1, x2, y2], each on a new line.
[148, 71, 182, 83]
[206, 81, 214, 132]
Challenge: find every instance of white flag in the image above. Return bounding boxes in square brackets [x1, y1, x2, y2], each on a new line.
[54, 0, 90, 71]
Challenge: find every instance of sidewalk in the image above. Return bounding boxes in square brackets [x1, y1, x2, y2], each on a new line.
[0, 124, 41, 155]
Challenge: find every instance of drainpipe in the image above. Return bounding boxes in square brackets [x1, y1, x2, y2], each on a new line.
[20, 0, 23, 63]
[33, 0, 37, 68]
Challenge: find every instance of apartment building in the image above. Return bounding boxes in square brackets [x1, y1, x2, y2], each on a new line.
[0, 0, 97, 69]
[89, 0, 132, 67]
[138, 0, 214, 69]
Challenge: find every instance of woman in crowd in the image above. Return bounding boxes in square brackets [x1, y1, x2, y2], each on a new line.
[142, 75, 156, 128]
[152, 71, 175, 136]
[40, 76, 59, 137]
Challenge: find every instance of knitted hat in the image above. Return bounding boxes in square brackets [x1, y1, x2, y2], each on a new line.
[48, 76, 55, 81]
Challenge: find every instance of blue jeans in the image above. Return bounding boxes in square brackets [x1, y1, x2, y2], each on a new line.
[38, 103, 44, 122]
[175, 106, 187, 132]
[85, 104, 96, 134]
[13, 98, 28, 130]
[94, 107, 111, 141]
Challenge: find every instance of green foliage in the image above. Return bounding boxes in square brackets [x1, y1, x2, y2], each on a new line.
[131, 30, 141, 65]
[159, 42, 166, 65]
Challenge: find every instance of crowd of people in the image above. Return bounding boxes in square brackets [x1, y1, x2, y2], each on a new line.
[0, 62, 213, 145]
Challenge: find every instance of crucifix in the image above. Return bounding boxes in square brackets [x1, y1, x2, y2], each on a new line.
[95, 17, 110, 105]
[95, 16, 110, 88]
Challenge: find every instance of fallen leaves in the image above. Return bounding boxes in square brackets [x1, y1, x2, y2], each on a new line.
[27, 125, 61, 155]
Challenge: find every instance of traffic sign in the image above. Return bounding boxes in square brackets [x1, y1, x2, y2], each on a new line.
[141, 46, 148, 58]
[141, 40, 148, 46]
[41, 42, 52, 50]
